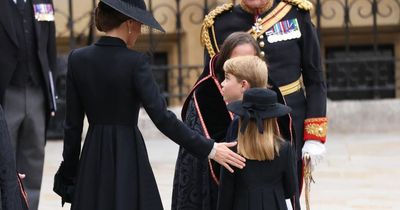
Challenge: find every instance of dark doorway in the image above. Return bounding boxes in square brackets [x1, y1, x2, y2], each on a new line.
[151, 52, 169, 102]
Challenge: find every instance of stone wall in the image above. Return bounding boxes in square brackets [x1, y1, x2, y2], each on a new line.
[327, 99, 400, 133]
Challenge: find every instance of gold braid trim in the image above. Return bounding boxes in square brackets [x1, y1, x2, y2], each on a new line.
[304, 117, 328, 123]
[282, 0, 313, 11]
[303, 154, 314, 210]
[201, 3, 234, 57]
[304, 117, 328, 140]
[246, 2, 292, 39]
[305, 122, 327, 138]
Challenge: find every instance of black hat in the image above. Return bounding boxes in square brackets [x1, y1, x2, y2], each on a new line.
[101, 0, 165, 32]
[227, 88, 291, 134]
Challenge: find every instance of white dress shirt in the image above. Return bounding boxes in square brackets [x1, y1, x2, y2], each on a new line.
[13, 0, 27, 4]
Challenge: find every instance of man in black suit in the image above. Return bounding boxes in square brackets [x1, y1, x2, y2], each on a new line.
[0, 0, 57, 209]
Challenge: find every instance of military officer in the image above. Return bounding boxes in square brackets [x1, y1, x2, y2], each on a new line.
[201, 1, 327, 208]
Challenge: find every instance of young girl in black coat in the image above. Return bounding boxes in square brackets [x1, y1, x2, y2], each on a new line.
[217, 88, 297, 210]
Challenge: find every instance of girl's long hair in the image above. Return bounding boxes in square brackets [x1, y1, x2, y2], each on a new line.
[237, 118, 284, 161]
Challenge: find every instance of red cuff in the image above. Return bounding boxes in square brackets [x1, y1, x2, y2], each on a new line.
[304, 117, 328, 143]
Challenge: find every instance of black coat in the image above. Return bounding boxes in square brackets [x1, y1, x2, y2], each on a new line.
[0, 0, 57, 116]
[56, 36, 214, 210]
[0, 105, 29, 210]
[172, 55, 231, 210]
[218, 120, 297, 210]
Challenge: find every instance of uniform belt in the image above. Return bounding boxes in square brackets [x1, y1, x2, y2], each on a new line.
[279, 78, 301, 96]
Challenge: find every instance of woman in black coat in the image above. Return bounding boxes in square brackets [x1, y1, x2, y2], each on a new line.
[0, 105, 28, 210]
[53, 1, 245, 210]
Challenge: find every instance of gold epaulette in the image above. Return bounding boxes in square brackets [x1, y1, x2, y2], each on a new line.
[282, 0, 313, 11]
[201, 3, 234, 57]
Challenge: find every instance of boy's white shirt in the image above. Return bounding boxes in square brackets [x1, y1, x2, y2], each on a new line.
[13, 0, 27, 3]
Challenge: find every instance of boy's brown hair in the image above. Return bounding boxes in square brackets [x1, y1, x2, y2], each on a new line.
[223, 55, 268, 88]
[223, 56, 283, 160]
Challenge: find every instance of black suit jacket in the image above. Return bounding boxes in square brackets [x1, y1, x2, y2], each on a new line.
[0, 105, 28, 210]
[0, 0, 57, 116]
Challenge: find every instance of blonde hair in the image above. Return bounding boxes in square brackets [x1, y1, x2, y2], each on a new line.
[237, 118, 285, 161]
[223, 55, 268, 88]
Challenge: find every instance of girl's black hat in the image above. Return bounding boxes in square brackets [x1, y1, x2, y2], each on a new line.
[227, 88, 291, 133]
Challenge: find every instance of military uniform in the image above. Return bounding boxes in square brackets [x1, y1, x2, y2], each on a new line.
[201, 0, 328, 194]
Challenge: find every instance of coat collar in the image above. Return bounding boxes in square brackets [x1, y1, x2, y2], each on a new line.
[95, 36, 127, 47]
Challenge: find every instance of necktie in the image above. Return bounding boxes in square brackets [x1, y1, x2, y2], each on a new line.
[16, 0, 25, 13]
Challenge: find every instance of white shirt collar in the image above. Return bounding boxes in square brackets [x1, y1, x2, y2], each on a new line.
[13, 0, 27, 4]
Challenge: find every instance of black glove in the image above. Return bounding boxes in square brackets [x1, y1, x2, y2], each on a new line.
[53, 161, 76, 206]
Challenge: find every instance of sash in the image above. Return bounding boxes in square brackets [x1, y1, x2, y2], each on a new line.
[247, 2, 293, 39]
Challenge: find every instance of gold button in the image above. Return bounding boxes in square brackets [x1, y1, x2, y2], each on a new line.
[260, 51, 265, 57]
[318, 127, 323, 134]
[260, 35, 264, 39]
[259, 41, 265, 48]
